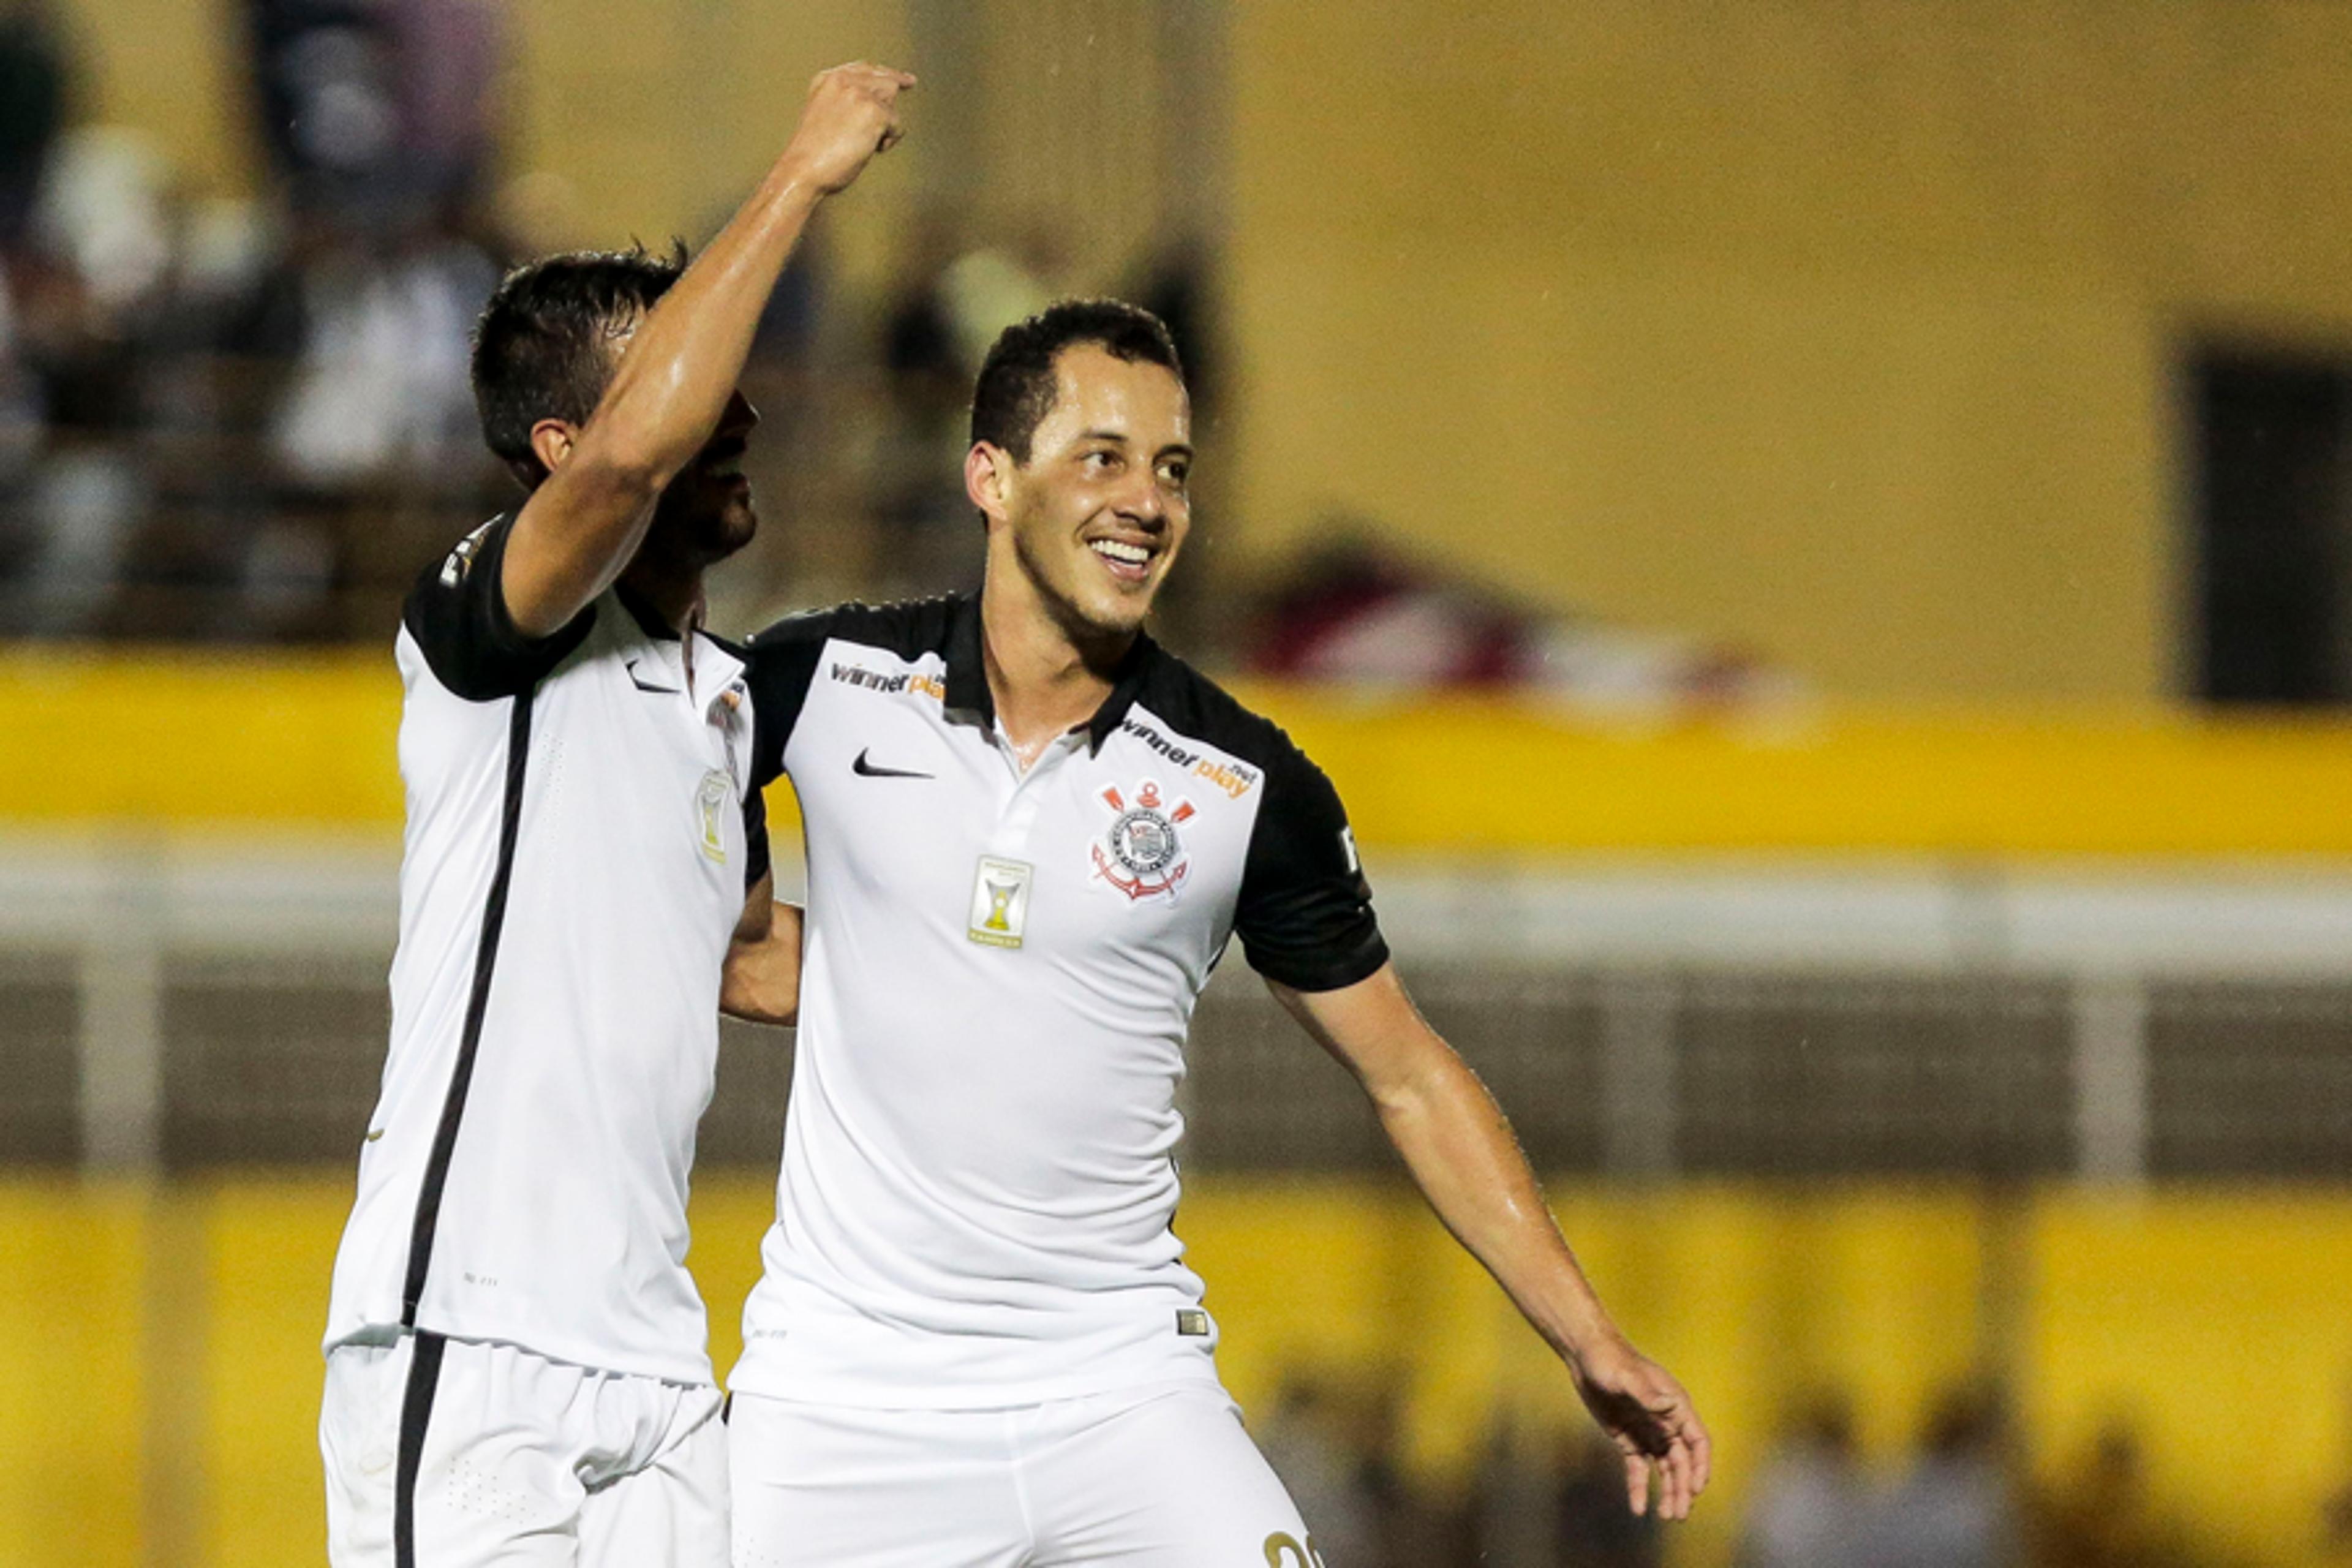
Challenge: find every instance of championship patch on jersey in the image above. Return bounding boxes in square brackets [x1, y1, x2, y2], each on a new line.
[1090, 780, 1194, 903]
[696, 768, 732, 863]
[968, 856, 1033, 948]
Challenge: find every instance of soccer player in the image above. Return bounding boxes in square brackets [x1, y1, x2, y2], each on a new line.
[726, 301, 1711, 1564]
[316, 63, 911, 1567]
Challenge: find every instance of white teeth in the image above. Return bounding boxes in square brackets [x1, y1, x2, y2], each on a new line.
[1091, 540, 1148, 565]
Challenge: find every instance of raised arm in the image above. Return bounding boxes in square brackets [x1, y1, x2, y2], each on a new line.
[1268, 962, 1713, 1521]
[502, 62, 914, 636]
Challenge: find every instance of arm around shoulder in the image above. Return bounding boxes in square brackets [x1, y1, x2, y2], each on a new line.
[722, 870, 804, 1028]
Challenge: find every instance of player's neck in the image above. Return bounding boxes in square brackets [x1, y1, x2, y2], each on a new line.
[978, 569, 1132, 758]
[617, 556, 706, 639]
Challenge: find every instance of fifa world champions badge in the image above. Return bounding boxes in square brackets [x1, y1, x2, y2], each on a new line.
[1092, 780, 1194, 902]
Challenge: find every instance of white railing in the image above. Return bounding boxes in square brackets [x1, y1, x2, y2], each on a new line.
[7, 832, 2352, 1180]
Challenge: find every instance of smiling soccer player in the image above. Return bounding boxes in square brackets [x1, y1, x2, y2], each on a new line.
[725, 300, 1713, 1566]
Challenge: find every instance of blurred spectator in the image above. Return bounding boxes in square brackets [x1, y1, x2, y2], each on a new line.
[266, 221, 493, 487]
[1257, 1373, 1387, 1567]
[2, 123, 172, 635]
[391, 0, 503, 213]
[1134, 232, 1218, 429]
[866, 213, 1069, 600]
[245, 0, 502, 233]
[0, 247, 37, 479]
[2035, 1417, 2197, 1568]
[0, 0, 68, 250]
[1858, 1386, 2023, 1568]
[1737, 1390, 1869, 1568]
[870, 213, 975, 597]
[1469, 1415, 1659, 1568]
[1548, 1427, 1661, 1568]
[936, 225, 1057, 374]
[0, 0, 509, 642]
[246, 0, 404, 227]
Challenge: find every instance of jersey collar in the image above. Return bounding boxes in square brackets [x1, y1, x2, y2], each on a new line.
[941, 592, 1156, 756]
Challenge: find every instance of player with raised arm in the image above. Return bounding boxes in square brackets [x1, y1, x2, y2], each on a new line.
[725, 300, 1710, 1564]
[317, 62, 910, 1568]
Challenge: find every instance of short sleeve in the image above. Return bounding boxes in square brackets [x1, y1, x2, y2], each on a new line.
[1234, 744, 1389, 992]
[740, 610, 839, 789]
[402, 514, 594, 701]
[741, 785, 772, 893]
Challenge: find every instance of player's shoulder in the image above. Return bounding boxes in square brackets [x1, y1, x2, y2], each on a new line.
[401, 511, 599, 701]
[404, 514, 507, 612]
[1129, 641, 1316, 778]
[744, 595, 962, 665]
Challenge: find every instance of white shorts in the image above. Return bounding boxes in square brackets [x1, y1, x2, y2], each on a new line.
[321, 1332, 728, 1568]
[728, 1382, 1320, 1567]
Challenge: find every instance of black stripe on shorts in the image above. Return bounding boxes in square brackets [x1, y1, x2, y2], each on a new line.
[393, 1331, 448, 1568]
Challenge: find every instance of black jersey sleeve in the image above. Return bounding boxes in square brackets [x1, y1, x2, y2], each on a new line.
[402, 514, 594, 701]
[740, 599, 961, 788]
[741, 785, 772, 894]
[1234, 742, 1390, 992]
[739, 611, 837, 790]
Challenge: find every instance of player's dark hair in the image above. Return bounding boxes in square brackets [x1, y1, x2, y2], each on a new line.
[470, 243, 687, 484]
[970, 298, 1184, 464]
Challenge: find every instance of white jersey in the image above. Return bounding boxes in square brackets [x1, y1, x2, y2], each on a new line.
[731, 597, 1385, 1408]
[325, 514, 767, 1385]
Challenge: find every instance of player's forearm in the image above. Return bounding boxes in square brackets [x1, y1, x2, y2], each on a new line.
[502, 170, 826, 636]
[1373, 1049, 1623, 1366]
[720, 901, 803, 1027]
[578, 166, 822, 492]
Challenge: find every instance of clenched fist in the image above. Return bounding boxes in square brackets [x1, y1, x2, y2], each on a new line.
[781, 62, 916, 195]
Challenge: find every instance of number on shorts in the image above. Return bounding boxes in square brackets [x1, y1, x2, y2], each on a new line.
[1264, 1532, 1328, 1567]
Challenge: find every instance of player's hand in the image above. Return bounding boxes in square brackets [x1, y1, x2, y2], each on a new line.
[1567, 1334, 1712, 1521]
[780, 62, 915, 195]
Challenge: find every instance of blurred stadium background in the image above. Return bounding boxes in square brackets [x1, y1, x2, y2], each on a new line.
[7, 1, 2352, 1564]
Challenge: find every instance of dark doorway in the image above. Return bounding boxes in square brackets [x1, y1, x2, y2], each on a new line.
[2192, 350, 2352, 704]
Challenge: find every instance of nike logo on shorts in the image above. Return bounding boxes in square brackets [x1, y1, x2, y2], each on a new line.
[853, 748, 933, 779]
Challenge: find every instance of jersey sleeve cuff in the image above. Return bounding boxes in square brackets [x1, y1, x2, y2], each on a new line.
[1247, 930, 1391, 994]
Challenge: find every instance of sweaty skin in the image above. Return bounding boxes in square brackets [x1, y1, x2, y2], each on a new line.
[500, 62, 916, 641]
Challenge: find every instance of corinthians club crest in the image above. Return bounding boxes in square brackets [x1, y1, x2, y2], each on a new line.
[1092, 780, 1195, 902]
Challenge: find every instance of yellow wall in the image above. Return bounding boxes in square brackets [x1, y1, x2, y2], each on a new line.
[48, 0, 257, 200]
[1224, 0, 2352, 700]
[0, 1181, 147, 1568]
[13, 650, 2352, 858]
[14, 1177, 2352, 1568]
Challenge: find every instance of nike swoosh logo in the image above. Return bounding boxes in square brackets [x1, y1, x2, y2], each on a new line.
[625, 658, 682, 695]
[364, 1128, 385, 1143]
[853, 748, 933, 779]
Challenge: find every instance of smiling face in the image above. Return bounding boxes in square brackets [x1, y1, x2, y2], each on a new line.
[971, 343, 1193, 643]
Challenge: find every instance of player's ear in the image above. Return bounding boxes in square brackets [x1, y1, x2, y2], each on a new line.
[529, 418, 580, 476]
[965, 442, 1014, 526]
